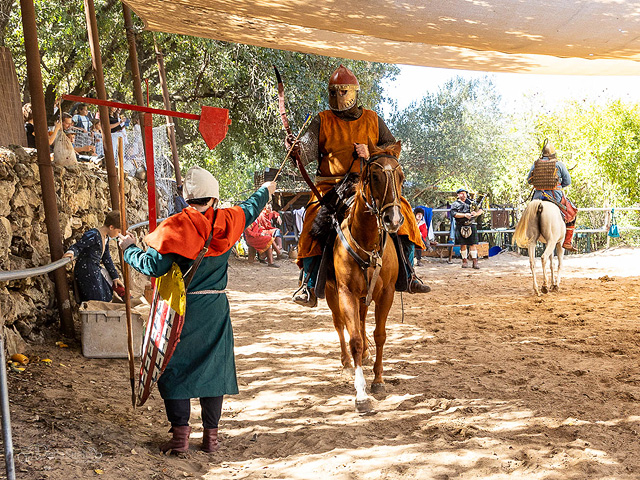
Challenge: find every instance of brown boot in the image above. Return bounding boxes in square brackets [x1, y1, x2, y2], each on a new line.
[461, 258, 469, 268]
[160, 425, 191, 454]
[202, 428, 219, 453]
[408, 277, 431, 293]
[293, 286, 317, 307]
[472, 258, 480, 269]
[563, 225, 577, 252]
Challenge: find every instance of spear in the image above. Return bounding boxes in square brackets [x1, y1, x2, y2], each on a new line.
[117, 137, 137, 408]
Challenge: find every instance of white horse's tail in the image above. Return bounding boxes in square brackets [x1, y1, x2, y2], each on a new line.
[513, 200, 544, 248]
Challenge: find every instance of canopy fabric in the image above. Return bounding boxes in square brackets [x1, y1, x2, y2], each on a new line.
[124, 0, 640, 75]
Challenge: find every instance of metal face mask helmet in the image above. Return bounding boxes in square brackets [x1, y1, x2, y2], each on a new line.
[328, 64, 360, 112]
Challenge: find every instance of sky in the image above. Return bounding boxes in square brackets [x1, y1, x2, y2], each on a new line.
[382, 65, 640, 115]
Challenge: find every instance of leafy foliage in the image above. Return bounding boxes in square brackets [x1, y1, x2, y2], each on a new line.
[389, 76, 505, 205]
[5, 0, 397, 200]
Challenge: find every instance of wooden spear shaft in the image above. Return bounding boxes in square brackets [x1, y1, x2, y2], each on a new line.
[117, 137, 137, 408]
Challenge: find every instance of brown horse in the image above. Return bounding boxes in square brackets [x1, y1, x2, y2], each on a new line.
[325, 141, 403, 412]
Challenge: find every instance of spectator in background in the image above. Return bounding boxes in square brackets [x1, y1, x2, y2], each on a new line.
[256, 203, 285, 256]
[414, 207, 428, 267]
[61, 112, 74, 133]
[63, 210, 124, 302]
[244, 219, 280, 267]
[109, 105, 128, 160]
[91, 119, 104, 157]
[23, 103, 36, 148]
[72, 103, 92, 132]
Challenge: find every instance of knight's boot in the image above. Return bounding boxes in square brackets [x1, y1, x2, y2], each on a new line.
[563, 225, 577, 252]
[160, 425, 191, 454]
[408, 275, 431, 293]
[472, 258, 480, 269]
[202, 428, 219, 453]
[293, 285, 317, 307]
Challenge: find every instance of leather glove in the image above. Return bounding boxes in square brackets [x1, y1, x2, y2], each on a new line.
[117, 233, 136, 251]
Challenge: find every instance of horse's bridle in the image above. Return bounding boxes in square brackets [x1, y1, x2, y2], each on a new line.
[361, 153, 404, 231]
[334, 153, 403, 305]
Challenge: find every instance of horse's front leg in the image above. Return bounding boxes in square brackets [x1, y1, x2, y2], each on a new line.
[371, 286, 394, 394]
[359, 302, 373, 366]
[326, 282, 352, 370]
[337, 284, 370, 412]
[529, 243, 540, 296]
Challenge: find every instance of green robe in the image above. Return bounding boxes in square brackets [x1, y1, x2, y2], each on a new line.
[124, 188, 269, 399]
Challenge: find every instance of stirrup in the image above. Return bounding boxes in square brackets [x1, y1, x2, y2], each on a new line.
[292, 285, 317, 307]
[563, 243, 577, 252]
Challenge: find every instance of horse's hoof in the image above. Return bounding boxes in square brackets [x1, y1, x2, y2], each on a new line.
[356, 398, 373, 413]
[541, 286, 548, 294]
[550, 285, 559, 292]
[371, 382, 386, 394]
[362, 356, 373, 366]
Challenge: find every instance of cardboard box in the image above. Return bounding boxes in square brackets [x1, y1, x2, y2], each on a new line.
[81, 307, 144, 358]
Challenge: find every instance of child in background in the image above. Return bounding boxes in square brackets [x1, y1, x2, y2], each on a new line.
[63, 211, 124, 302]
[414, 207, 428, 267]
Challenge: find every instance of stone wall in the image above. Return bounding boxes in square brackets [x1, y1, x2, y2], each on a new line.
[0, 146, 151, 349]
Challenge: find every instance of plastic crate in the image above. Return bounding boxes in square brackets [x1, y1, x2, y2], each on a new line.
[81, 308, 144, 358]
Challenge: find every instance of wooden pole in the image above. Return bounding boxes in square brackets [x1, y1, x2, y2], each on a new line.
[153, 35, 182, 187]
[122, 2, 146, 150]
[117, 137, 137, 408]
[84, 0, 119, 210]
[20, 0, 74, 337]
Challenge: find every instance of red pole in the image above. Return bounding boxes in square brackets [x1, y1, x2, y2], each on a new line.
[19, 0, 74, 336]
[144, 112, 157, 232]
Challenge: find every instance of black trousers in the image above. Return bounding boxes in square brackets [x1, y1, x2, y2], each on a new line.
[164, 396, 224, 429]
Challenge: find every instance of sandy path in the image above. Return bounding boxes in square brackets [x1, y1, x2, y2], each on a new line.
[7, 247, 640, 479]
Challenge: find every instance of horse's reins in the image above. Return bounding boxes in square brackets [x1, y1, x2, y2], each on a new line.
[337, 153, 403, 306]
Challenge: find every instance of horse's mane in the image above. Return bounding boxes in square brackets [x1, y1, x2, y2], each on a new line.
[309, 172, 359, 248]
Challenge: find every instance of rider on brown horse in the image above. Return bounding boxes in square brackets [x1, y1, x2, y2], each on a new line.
[527, 140, 578, 252]
[287, 65, 430, 307]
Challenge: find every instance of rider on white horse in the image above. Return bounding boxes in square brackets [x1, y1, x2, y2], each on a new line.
[527, 140, 578, 252]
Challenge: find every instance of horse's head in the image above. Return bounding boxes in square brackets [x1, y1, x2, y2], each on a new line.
[361, 141, 404, 233]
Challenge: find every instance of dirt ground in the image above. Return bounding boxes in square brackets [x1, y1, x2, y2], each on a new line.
[5, 247, 640, 480]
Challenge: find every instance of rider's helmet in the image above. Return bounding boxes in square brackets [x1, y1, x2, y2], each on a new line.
[541, 139, 557, 159]
[328, 65, 360, 112]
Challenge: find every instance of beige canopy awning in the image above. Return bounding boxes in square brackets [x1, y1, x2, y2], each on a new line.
[124, 0, 640, 75]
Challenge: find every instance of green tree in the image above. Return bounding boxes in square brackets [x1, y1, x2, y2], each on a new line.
[389, 76, 505, 204]
[5, 0, 397, 199]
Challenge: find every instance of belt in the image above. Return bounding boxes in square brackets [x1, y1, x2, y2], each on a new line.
[187, 290, 226, 295]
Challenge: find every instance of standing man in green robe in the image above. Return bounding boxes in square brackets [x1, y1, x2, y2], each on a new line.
[119, 165, 276, 454]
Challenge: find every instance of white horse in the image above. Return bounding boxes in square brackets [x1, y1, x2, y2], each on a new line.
[513, 199, 566, 296]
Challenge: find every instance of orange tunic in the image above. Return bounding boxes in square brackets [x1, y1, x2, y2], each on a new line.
[297, 109, 423, 263]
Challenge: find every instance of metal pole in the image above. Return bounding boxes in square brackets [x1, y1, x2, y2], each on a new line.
[153, 36, 182, 187]
[20, 0, 74, 337]
[84, 0, 120, 210]
[0, 336, 16, 480]
[122, 2, 147, 150]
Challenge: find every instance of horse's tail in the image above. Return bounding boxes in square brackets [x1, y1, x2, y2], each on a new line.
[513, 200, 544, 248]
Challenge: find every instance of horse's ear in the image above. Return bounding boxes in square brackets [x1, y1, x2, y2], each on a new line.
[389, 140, 402, 158]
